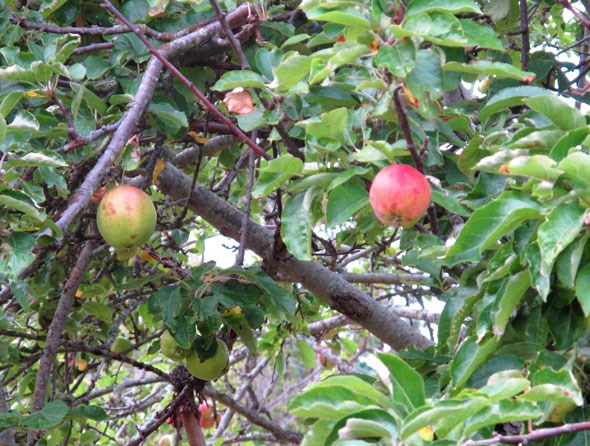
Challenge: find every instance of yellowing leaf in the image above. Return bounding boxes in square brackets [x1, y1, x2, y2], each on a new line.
[187, 132, 210, 144]
[152, 158, 166, 185]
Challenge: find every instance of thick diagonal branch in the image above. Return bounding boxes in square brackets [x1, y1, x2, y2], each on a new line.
[155, 162, 433, 351]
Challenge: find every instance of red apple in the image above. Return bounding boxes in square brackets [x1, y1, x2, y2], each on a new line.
[198, 402, 220, 429]
[369, 165, 431, 228]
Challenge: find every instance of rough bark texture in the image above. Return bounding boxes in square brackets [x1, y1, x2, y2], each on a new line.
[156, 162, 433, 351]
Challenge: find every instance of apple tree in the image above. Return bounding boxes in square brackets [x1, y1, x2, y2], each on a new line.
[2, 0, 590, 444]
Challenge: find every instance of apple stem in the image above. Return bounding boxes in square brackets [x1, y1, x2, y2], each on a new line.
[392, 86, 424, 173]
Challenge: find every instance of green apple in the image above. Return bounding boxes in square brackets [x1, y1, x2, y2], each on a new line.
[96, 185, 156, 252]
[160, 330, 191, 361]
[185, 338, 229, 381]
[111, 338, 133, 353]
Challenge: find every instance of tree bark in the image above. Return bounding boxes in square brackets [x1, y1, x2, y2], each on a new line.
[155, 162, 433, 351]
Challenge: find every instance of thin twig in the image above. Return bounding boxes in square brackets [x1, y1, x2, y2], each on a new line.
[28, 242, 95, 445]
[236, 147, 256, 266]
[556, 0, 590, 28]
[126, 385, 193, 446]
[463, 421, 590, 445]
[392, 86, 423, 171]
[209, 0, 250, 69]
[392, 86, 440, 236]
[203, 385, 303, 444]
[212, 356, 272, 440]
[341, 272, 430, 285]
[11, 16, 168, 39]
[519, 0, 530, 71]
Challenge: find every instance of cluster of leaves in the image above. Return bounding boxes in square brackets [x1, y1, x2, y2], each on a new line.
[291, 353, 583, 445]
[3, 0, 590, 444]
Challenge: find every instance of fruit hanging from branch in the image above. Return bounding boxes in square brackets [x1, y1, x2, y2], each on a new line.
[96, 185, 157, 260]
[198, 402, 220, 429]
[369, 164, 431, 228]
[160, 330, 191, 361]
[185, 337, 230, 381]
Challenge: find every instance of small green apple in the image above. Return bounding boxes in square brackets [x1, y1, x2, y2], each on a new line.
[185, 338, 229, 381]
[160, 330, 191, 361]
[111, 338, 133, 353]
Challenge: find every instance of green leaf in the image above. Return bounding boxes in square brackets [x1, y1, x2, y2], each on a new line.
[64, 405, 107, 422]
[326, 181, 369, 227]
[450, 335, 500, 388]
[401, 397, 489, 440]
[464, 400, 542, 437]
[82, 301, 113, 324]
[147, 101, 188, 136]
[9, 110, 40, 131]
[524, 368, 583, 406]
[375, 40, 416, 77]
[492, 270, 531, 336]
[21, 401, 68, 429]
[253, 155, 304, 198]
[556, 236, 587, 289]
[281, 189, 317, 260]
[443, 61, 535, 82]
[558, 151, 590, 191]
[0, 91, 24, 116]
[406, 0, 483, 16]
[83, 55, 111, 80]
[523, 95, 586, 130]
[407, 49, 444, 100]
[537, 204, 586, 300]
[551, 127, 589, 161]
[212, 70, 267, 91]
[0, 189, 44, 221]
[304, 7, 372, 30]
[309, 44, 369, 84]
[8, 151, 67, 168]
[479, 86, 551, 122]
[292, 375, 395, 416]
[298, 107, 355, 146]
[39, 0, 68, 17]
[575, 264, 590, 316]
[445, 192, 541, 266]
[504, 155, 561, 181]
[0, 233, 36, 279]
[289, 386, 379, 420]
[327, 409, 399, 443]
[296, 340, 317, 369]
[377, 353, 425, 411]
[430, 187, 471, 217]
[0, 115, 6, 146]
[148, 286, 184, 330]
[459, 19, 505, 49]
[269, 54, 311, 92]
[327, 167, 371, 192]
[478, 370, 530, 401]
[223, 310, 257, 355]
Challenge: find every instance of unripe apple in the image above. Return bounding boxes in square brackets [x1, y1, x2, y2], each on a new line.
[185, 338, 230, 381]
[158, 435, 173, 446]
[369, 164, 431, 228]
[111, 337, 133, 353]
[96, 185, 156, 253]
[160, 330, 191, 361]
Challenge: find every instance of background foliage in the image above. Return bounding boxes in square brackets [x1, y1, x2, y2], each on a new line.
[3, 0, 590, 444]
